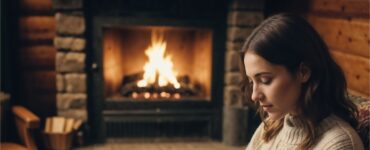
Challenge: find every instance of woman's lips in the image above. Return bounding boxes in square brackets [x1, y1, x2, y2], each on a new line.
[261, 104, 273, 111]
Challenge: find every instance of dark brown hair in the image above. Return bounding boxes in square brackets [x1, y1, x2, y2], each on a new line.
[240, 13, 359, 149]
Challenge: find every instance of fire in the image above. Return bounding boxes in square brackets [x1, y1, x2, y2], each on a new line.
[137, 30, 181, 89]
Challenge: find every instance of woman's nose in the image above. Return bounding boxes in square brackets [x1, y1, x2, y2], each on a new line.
[251, 85, 263, 102]
[251, 91, 259, 102]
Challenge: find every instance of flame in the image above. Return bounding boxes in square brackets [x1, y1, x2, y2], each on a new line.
[137, 30, 181, 89]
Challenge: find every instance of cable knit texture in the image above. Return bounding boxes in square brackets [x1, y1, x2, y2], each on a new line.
[246, 114, 364, 150]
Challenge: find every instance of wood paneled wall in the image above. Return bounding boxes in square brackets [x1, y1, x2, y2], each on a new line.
[307, 0, 369, 98]
[18, 0, 56, 118]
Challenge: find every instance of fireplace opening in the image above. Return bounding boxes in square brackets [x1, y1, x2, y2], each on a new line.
[103, 26, 213, 101]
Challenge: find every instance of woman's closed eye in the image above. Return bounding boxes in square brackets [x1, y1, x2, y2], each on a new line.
[247, 77, 271, 86]
[259, 77, 272, 85]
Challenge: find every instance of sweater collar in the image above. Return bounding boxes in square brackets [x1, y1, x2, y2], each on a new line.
[280, 114, 306, 145]
[279, 114, 337, 145]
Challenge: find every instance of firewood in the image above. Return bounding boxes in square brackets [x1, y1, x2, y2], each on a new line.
[120, 82, 139, 96]
[178, 75, 190, 84]
[120, 72, 202, 98]
[51, 117, 65, 133]
[45, 117, 52, 132]
[64, 118, 75, 133]
[122, 72, 143, 85]
[73, 119, 83, 130]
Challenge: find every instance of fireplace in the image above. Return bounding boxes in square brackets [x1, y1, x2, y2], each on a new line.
[101, 25, 217, 139]
[103, 26, 212, 101]
[88, 0, 228, 141]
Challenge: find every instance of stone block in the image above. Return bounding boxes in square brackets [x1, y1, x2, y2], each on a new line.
[223, 106, 249, 146]
[227, 27, 253, 42]
[57, 73, 65, 92]
[56, 52, 85, 72]
[229, 0, 264, 11]
[58, 109, 87, 121]
[225, 51, 241, 72]
[57, 93, 87, 110]
[52, 0, 83, 10]
[56, 12, 85, 35]
[226, 41, 245, 51]
[65, 73, 86, 93]
[224, 86, 243, 107]
[54, 36, 86, 51]
[228, 11, 263, 27]
[225, 72, 243, 86]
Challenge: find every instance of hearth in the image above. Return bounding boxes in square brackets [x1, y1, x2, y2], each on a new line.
[88, 0, 227, 141]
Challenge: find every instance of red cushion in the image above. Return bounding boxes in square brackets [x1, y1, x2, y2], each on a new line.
[350, 94, 369, 149]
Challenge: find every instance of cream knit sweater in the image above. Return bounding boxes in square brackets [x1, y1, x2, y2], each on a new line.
[246, 114, 364, 150]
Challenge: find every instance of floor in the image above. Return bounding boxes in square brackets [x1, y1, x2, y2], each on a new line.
[74, 139, 246, 150]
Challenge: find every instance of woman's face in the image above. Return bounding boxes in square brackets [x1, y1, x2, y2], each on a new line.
[244, 52, 303, 121]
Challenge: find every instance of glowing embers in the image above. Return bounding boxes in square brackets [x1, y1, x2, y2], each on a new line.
[120, 30, 202, 100]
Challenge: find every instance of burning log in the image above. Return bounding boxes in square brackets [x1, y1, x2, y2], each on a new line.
[121, 72, 143, 85]
[120, 73, 202, 99]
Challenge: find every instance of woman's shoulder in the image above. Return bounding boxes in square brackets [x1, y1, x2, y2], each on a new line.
[249, 123, 264, 140]
[245, 123, 264, 150]
[315, 115, 364, 150]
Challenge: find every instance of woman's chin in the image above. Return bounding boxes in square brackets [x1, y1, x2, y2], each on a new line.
[267, 112, 285, 121]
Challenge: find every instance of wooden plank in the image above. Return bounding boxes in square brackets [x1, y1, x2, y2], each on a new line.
[309, 0, 369, 18]
[348, 89, 370, 100]
[20, 0, 53, 15]
[21, 70, 56, 93]
[331, 50, 369, 96]
[19, 16, 55, 42]
[308, 15, 369, 58]
[20, 45, 56, 70]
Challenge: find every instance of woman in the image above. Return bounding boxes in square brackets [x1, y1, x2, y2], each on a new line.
[241, 13, 364, 150]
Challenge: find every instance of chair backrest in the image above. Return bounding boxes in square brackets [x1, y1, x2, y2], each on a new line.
[12, 106, 40, 150]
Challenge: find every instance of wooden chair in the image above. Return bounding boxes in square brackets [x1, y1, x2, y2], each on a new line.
[1, 106, 40, 150]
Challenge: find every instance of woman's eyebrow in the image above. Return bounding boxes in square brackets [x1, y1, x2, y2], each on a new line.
[254, 72, 272, 78]
[246, 72, 272, 79]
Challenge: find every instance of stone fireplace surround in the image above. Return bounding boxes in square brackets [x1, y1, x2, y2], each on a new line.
[53, 0, 263, 145]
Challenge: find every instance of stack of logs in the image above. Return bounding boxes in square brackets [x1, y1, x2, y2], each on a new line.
[120, 72, 202, 99]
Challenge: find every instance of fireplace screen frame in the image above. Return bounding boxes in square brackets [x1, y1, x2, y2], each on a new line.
[89, 14, 226, 142]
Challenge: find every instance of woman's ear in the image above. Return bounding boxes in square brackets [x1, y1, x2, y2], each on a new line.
[298, 63, 311, 83]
